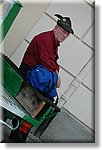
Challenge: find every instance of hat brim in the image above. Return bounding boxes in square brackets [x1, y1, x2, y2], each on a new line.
[57, 22, 74, 34]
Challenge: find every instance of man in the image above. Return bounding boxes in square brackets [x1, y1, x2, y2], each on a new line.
[19, 14, 74, 88]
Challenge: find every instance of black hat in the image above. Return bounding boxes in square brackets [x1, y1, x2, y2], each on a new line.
[55, 14, 74, 34]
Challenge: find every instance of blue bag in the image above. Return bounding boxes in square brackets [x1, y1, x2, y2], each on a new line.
[27, 65, 58, 98]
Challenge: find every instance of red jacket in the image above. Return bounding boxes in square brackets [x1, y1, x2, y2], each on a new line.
[22, 30, 60, 72]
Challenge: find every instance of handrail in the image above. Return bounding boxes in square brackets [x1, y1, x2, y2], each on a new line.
[0, 119, 20, 130]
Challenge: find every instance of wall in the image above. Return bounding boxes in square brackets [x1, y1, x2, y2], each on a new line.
[2, 0, 95, 131]
[1, 0, 51, 56]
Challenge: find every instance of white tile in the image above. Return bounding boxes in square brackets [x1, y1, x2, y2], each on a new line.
[25, 13, 56, 42]
[46, 0, 94, 38]
[85, 0, 95, 6]
[63, 84, 94, 130]
[57, 97, 66, 108]
[58, 35, 93, 76]
[57, 68, 74, 98]
[10, 40, 29, 67]
[77, 55, 94, 91]
[83, 68, 94, 91]
[82, 25, 95, 49]
[77, 55, 94, 78]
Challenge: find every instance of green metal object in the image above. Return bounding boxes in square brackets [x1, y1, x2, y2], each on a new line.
[3, 60, 23, 97]
[0, 119, 20, 130]
[1, 84, 57, 128]
[0, 0, 23, 44]
[0, 54, 23, 97]
[23, 107, 53, 127]
[0, 84, 29, 118]
[0, 52, 59, 134]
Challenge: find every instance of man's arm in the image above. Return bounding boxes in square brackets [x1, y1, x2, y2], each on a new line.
[38, 39, 59, 72]
[56, 70, 61, 88]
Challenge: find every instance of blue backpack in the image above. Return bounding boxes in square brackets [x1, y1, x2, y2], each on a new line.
[27, 65, 58, 98]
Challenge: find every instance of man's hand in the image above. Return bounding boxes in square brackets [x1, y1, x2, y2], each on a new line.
[56, 70, 61, 88]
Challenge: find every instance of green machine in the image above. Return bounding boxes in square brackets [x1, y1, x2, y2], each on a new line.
[0, 52, 60, 142]
[0, 0, 23, 44]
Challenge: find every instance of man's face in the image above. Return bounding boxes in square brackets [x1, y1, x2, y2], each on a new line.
[55, 26, 70, 43]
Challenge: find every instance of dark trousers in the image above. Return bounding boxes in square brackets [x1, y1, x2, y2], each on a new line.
[19, 62, 32, 78]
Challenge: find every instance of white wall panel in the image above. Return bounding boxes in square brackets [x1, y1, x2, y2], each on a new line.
[83, 68, 94, 91]
[63, 85, 94, 130]
[57, 68, 74, 98]
[46, 0, 94, 38]
[85, 0, 94, 6]
[25, 14, 56, 42]
[77, 56, 94, 91]
[10, 40, 29, 67]
[58, 35, 93, 76]
[82, 25, 95, 49]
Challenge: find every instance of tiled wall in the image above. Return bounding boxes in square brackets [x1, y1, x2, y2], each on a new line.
[11, 0, 95, 130]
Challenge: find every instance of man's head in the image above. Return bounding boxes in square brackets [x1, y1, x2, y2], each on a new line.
[53, 14, 74, 43]
[53, 25, 70, 43]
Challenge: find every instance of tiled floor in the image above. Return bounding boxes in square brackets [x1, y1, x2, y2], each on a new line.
[40, 108, 95, 143]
